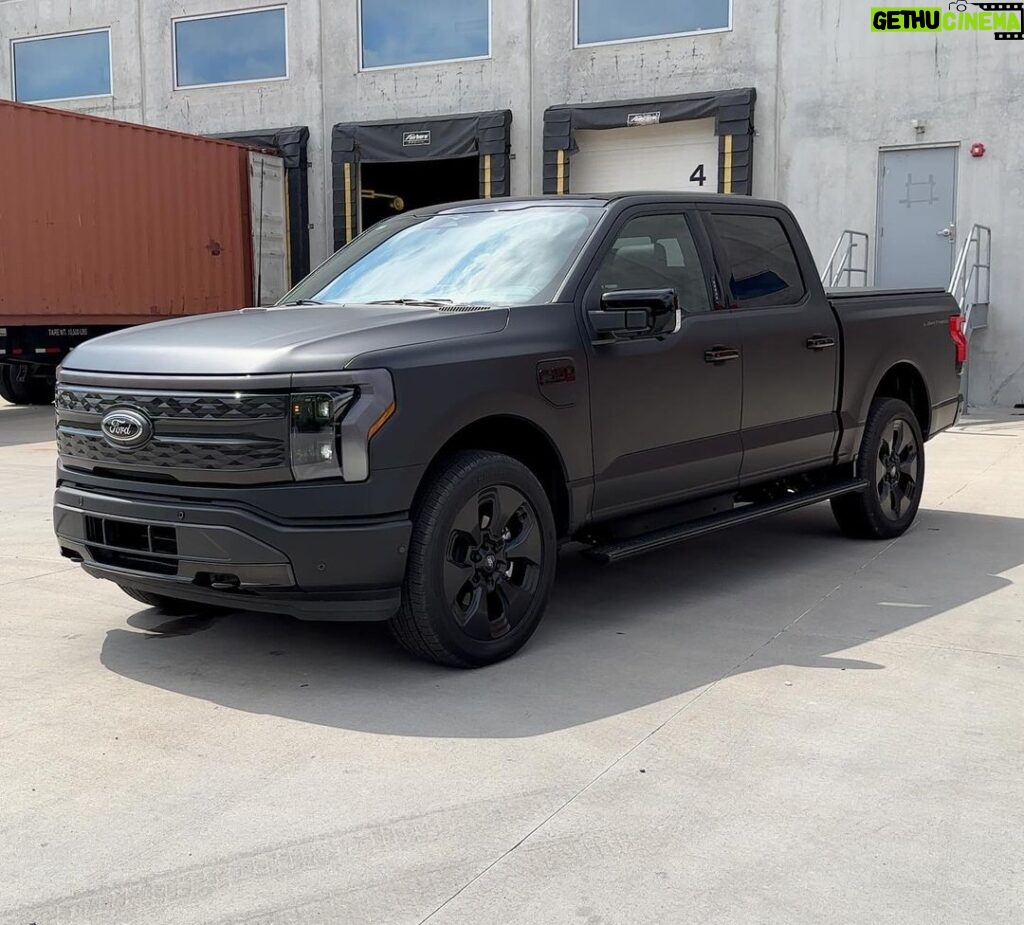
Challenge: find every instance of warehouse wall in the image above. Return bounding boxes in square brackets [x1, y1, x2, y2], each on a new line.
[776, 0, 1024, 408]
[1, 0, 1020, 404]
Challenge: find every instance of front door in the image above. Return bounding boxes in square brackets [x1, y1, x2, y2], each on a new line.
[876, 146, 958, 289]
[585, 209, 743, 519]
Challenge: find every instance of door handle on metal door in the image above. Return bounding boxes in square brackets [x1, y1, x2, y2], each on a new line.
[937, 225, 955, 239]
[806, 335, 836, 351]
[704, 346, 741, 365]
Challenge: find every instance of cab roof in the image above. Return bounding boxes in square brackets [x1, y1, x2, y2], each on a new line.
[431, 192, 785, 213]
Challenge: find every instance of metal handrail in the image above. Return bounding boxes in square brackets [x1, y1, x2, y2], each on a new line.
[949, 224, 992, 322]
[948, 224, 992, 412]
[821, 230, 870, 288]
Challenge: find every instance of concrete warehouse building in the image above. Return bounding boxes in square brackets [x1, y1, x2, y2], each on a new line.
[0, 0, 1021, 406]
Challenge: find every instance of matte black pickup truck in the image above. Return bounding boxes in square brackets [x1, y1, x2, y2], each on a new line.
[54, 194, 965, 666]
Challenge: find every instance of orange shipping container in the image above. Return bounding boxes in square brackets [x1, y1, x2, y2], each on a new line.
[0, 100, 255, 327]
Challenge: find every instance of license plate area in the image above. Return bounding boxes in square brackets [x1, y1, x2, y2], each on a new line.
[84, 515, 179, 574]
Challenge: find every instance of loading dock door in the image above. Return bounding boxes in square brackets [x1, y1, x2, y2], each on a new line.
[248, 151, 290, 306]
[571, 119, 720, 194]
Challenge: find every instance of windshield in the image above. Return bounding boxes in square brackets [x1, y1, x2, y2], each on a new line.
[282, 206, 601, 307]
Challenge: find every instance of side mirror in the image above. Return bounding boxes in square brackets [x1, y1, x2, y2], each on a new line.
[588, 289, 680, 342]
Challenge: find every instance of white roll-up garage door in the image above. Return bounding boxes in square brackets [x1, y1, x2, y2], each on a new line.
[570, 118, 719, 195]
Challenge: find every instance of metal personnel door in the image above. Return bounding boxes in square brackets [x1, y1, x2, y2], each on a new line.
[248, 151, 290, 306]
[876, 146, 957, 289]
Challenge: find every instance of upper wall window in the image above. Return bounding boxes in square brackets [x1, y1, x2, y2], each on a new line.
[12, 29, 112, 103]
[174, 7, 288, 89]
[576, 0, 731, 46]
[360, 0, 490, 70]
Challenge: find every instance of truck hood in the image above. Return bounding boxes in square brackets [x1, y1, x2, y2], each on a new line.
[61, 304, 510, 376]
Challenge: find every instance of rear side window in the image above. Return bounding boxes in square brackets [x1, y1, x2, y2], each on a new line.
[711, 213, 805, 308]
[594, 213, 711, 313]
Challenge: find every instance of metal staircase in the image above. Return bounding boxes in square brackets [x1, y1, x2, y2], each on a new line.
[821, 230, 870, 288]
[948, 224, 992, 410]
[949, 224, 992, 334]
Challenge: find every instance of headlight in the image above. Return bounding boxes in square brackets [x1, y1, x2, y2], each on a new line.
[290, 390, 355, 481]
[288, 370, 395, 482]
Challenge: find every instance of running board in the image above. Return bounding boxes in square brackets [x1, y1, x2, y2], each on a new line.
[583, 479, 868, 565]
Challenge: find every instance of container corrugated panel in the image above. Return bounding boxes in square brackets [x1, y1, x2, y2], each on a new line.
[0, 100, 254, 326]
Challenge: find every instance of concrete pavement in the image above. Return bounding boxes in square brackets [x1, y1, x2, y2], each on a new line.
[1, 400, 1022, 924]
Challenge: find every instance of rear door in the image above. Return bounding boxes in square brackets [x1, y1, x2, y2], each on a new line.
[703, 207, 840, 482]
[584, 208, 743, 519]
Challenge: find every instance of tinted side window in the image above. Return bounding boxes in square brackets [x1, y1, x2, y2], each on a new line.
[594, 214, 711, 313]
[711, 213, 806, 308]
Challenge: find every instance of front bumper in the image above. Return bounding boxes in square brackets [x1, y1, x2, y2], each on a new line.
[54, 484, 412, 621]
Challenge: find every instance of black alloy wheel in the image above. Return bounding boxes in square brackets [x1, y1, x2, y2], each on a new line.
[443, 484, 544, 642]
[832, 397, 925, 539]
[390, 450, 557, 667]
[874, 416, 920, 521]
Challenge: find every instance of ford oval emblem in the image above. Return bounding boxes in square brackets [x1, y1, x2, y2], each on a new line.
[100, 408, 153, 449]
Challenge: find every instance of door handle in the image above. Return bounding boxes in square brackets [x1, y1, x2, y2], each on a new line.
[704, 346, 741, 365]
[806, 335, 836, 351]
[937, 225, 955, 239]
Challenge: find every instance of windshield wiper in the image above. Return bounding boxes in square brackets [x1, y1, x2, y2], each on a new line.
[368, 297, 454, 307]
[281, 299, 327, 306]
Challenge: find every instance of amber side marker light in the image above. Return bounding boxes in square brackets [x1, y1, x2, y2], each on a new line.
[369, 401, 397, 440]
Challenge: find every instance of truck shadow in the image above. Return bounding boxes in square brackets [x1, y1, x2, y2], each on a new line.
[100, 505, 1022, 738]
[0, 403, 55, 448]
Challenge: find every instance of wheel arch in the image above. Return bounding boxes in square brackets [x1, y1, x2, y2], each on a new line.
[869, 361, 932, 439]
[414, 415, 573, 538]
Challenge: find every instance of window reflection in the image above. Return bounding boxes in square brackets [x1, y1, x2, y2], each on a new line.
[13, 31, 111, 102]
[310, 208, 599, 306]
[174, 8, 287, 88]
[361, 0, 490, 68]
[577, 0, 730, 45]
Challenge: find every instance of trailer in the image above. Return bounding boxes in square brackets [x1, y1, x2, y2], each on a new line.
[0, 100, 290, 404]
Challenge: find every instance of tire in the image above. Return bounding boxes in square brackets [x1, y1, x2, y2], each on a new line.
[0, 364, 54, 405]
[118, 585, 213, 615]
[0, 366, 17, 404]
[389, 450, 558, 668]
[831, 397, 925, 539]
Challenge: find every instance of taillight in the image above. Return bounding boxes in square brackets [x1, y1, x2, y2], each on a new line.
[949, 315, 967, 366]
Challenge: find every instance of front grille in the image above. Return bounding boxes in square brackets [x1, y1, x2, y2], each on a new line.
[55, 375, 291, 485]
[56, 387, 287, 421]
[59, 429, 286, 471]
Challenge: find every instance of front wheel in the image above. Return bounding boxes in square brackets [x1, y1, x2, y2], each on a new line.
[831, 397, 925, 539]
[389, 451, 557, 668]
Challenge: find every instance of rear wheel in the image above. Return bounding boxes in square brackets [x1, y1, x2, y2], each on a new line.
[831, 397, 924, 539]
[389, 450, 557, 668]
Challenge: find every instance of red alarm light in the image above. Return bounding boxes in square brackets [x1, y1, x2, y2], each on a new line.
[970, 143, 986, 158]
